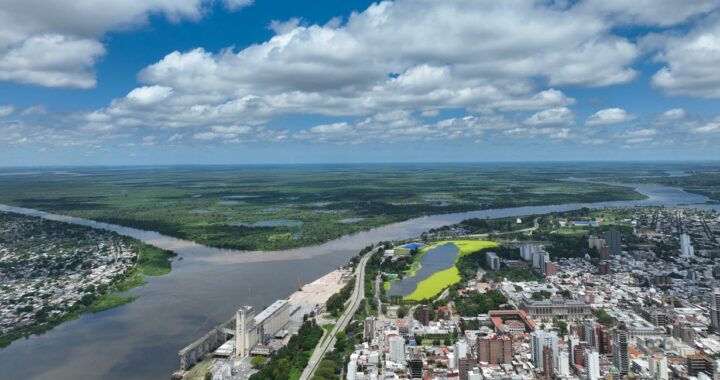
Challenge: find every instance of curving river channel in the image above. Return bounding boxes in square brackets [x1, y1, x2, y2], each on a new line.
[0, 182, 717, 380]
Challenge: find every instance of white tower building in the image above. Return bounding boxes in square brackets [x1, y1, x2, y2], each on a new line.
[585, 348, 600, 380]
[649, 354, 669, 380]
[680, 233, 694, 257]
[520, 244, 540, 262]
[455, 339, 469, 360]
[235, 306, 255, 357]
[559, 350, 570, 377]
[347, 353, 359, 380]
[389, 336, 406, 364]
[532, 330, 558, 371]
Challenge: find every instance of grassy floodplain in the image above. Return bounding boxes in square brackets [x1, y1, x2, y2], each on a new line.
[0, 163, 651, 251]
[402, 240, 498, 301]
[89, 243, 176, 312]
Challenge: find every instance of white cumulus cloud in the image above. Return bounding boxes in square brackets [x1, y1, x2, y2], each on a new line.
[586, 108, 637, 125]
[651, 18, 720, 98]
[577, 0, 720, 26]
[524, 107, 575, 126]
[0, 0, 252, 88]
[80, 0, 641, 141]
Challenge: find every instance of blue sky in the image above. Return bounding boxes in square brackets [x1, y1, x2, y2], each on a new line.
[1, 0, 720, 165]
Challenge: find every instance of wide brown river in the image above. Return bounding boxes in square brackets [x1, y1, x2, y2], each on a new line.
[0, 182, 716, 379]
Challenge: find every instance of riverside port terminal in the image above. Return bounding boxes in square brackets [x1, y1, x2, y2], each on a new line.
[173, 268, 353, 379]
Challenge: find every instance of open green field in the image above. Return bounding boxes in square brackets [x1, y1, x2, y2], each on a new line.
[404, 267, 461, 301]
[430, 240, 498, 258]
[399, 239, 498, 301]
[0, 163, 651, 250]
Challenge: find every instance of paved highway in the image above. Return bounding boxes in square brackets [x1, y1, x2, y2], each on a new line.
[299, 249, 375, 380]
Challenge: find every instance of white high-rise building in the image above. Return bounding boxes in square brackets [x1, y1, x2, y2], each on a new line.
[559, 350, 570, 377]
[448, 352, 456, 370]
[532, 330, 558, 371]
[520, 244, 540, 262]
[347, 353, 359, 380]
[680, 233, 694, 257]
[455, 340, 469, 359]
[568, 333, 580, 364]
[486, 252, 501, 271]
[532, 250, 547, 269]
[588, 236, 605, 251]
[585, 348, 600, 380]
[649, 354, 668, 380]
[389, 336, 405, 364]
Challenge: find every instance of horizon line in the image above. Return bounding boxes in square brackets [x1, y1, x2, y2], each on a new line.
[1, 159, 719, 169]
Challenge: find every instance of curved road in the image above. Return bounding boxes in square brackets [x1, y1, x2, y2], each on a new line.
[300, 249, 374, 380]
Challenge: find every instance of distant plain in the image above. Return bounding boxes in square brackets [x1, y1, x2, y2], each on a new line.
[0, 163, 710, 251]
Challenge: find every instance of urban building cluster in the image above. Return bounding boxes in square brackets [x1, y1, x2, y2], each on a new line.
[0, 211, 138, 337]
[342, 207, 720, 380]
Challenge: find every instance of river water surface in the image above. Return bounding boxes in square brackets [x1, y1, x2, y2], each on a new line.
[0, 182, 717, 379]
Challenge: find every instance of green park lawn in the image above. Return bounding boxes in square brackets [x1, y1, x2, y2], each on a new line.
[400, 240, 497, 301]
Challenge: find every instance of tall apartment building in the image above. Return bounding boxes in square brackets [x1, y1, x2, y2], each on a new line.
[648, 354, 669, 380]
[680, 233, 694, 257]
[419, 304, 430, 326]
[603, 230, 622, 256]
[686, 354, 715, 378]
[477, 334, 512, 364]
[486, 251, 501, 271]
[363, 317, 376, 342]
[585, 348, 600, 380]
[389, 335, 405, 364]
[558, 350, 570, 377]
[583, 320, 597, 349]
[612, 328, 629, 375]
[596, 324, 612, 355]
[409, 355, 424, 379]
[599, 246, 612, 261]
[532, 330, 558, 372]
[588, 235, 605, 251]
[710, 288, 720, 333]
[543, 346, 555, 379]
[519, 243, 541, 262]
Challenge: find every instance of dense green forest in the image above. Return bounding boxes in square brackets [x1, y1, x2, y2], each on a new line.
[249, 321, 324, 380]
[0, 164, 650, 250]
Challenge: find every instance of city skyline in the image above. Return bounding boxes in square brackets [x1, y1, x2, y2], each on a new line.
[1, 0, 720, 165]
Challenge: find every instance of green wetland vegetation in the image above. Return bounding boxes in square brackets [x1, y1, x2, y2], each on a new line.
[0, 164, 653, 251]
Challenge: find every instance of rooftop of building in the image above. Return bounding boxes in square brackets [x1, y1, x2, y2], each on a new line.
[254, 299, 288, 325]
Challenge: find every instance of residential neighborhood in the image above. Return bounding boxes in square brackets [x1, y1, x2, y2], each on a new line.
[0, 211, 138, 341]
